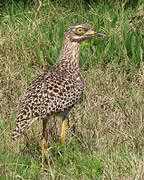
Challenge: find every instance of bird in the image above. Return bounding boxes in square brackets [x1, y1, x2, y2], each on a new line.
[11, 22, 104, 168]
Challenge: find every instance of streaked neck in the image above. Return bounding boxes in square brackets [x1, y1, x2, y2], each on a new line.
[57, 38, 80, 69]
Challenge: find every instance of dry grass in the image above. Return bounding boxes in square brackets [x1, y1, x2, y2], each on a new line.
[83, 64, 144, 179]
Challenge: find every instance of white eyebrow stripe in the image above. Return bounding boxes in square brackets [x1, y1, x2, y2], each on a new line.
[74, 25, 83, 30]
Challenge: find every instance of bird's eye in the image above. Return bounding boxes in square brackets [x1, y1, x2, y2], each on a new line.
[75, 27, 84, 35]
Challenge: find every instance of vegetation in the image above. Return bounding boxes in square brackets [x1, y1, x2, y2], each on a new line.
[0, 0, 144, 179]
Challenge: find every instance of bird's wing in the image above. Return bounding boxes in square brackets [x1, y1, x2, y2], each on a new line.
[16, 69, 84, 120]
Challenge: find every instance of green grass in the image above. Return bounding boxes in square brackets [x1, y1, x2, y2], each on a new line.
[0, 0, 144, 179]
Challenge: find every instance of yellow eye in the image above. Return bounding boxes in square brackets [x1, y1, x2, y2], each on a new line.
[75, 27, 84, 34]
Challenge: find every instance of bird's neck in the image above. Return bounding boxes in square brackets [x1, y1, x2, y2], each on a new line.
[56, 38, 80, 70]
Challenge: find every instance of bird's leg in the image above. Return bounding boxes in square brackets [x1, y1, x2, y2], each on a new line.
[60, 112, 69, 144]
[41, 119, 47, 169]
[60, 119, 67, 144]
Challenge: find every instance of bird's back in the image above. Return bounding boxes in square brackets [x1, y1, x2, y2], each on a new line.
[18, 66, 84, 119]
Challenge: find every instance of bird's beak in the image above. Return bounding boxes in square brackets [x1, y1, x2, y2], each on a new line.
[93, 32, 105, 37]
[86, 30, 105, 37]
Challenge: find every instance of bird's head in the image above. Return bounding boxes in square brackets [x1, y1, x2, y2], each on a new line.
[64, 23, 104, 43]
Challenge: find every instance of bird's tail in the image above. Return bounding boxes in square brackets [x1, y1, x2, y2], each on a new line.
[11, 117, 38, 141]
[11, 126, 22, 141]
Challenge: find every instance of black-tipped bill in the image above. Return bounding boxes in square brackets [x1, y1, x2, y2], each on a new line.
[86, 30, 105, 37]
[94, 32, 105, 37]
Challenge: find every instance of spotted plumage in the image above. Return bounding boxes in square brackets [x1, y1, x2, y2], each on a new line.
[11, 22, 104, 141]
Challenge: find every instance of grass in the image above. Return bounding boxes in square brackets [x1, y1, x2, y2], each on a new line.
[0, 0, 144, 179]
